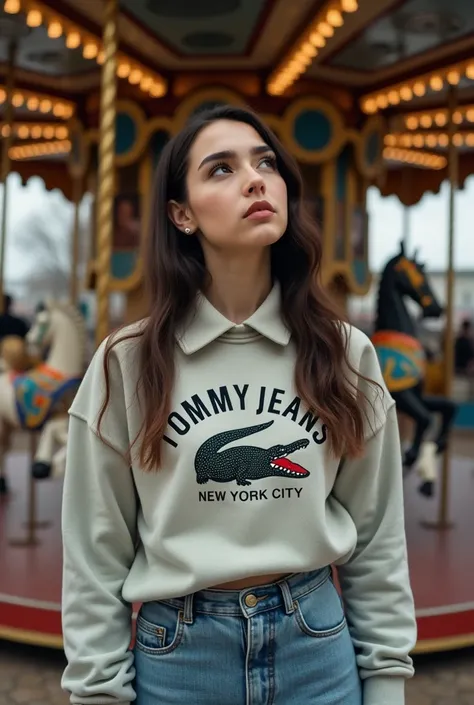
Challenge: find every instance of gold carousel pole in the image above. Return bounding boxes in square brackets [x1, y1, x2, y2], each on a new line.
[438, 85, 458, 529]
[95, 0, 118, 346]
[0, 41, 17, 315]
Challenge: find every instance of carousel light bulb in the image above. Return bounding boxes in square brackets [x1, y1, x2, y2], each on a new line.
[413, 81, 426, 97]
[301, 41, 317, 58]
[140, 75, 153, 91]
[27, 96, 40, 111]
[97, 50, 105, 64]
[466, 133, 474, 147]
[26, 9, 42, 27]
[53, 103, 65, 117]
[399, 85, 413, 101]
[387, 90, 400, 105]
[384, 135, 396, 146]
[318, 22, 334, 37]
[426, 135, 437, 148]
[294, 51, 311, 66]
[406, 116, 419, 130]
[430, 75, 443, 91]
[309, 31, 326, 48]
[341, 0, 358, 11]
[66, 31, 81, 49]
[17, 125, 29, 139]
[39, 99, 52, 113]
[55, 126, 68, 139]
[438, 134, 449, 147]
[435, 111, 447, 126]
[327, 9, 343, 27]
[149, 82, 166, 98]
[447, 69, 461, 85]
[117, 61, 131, 78]
[420, 114, 432, 128]
[466, 63, 474, 80]
[413, 135, 424, 148]
[0, 89, 6, 103]
[466, 109, 474, 122]
[376, 94, 388, 109]
[362, 98, 377, 114]
[129, 68, 143, 84]
[12, 92, 24, 107]
[48, 20, 63, 38]
[83, 42, 99, 59]
[63, 105, 74, 118]
[1, 125, 11, 137]
[4, 0, 21, 13]
[453, 133, 464, 147]
[43, 126, 54, 139]
[31, 125, 42, 138]
[452, 110, 463, 124]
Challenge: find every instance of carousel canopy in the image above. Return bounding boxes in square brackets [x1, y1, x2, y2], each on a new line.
[1, 0, 474, 203]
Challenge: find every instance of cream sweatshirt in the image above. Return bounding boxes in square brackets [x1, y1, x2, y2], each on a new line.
[61, 283, 416, 705]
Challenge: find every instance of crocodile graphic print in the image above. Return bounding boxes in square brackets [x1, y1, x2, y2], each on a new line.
[194, 420, 310, 486]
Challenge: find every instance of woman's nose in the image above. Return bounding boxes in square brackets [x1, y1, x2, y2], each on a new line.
[245, 173, 266, 196]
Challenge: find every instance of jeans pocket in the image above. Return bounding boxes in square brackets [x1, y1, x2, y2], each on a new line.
[293, 574, 346, 638]
[135, 602, 185, 656]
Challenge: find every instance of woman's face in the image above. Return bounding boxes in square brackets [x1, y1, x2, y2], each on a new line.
[168, 120, 288, 252]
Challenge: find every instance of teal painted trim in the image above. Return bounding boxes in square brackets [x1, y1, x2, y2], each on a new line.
[293, 110, 332, 151]
[352, 259, 367, 285]
[111, 251, 138, 279]
[336, 147, 350, 200]
[116, 113, 137, 156]
[454, 402, 474, 429]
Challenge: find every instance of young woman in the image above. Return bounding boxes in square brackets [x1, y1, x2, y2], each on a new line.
[61, 105, 416, 705]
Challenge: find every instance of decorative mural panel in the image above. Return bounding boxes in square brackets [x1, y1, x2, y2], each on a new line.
[329, 0, 474, 72]
[118, 0, 269, 55]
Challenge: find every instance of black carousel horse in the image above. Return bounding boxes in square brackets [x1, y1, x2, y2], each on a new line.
[371, 243, 457, 497]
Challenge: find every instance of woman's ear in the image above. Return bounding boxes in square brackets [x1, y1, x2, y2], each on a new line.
[167, 200, 197, 235]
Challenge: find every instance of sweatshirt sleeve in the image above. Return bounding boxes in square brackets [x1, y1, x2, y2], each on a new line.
[332, 401, 417, 705]
[61, 341, 138, 705]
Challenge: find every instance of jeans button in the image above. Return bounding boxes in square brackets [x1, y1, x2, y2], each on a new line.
[245, 594, 258, 608]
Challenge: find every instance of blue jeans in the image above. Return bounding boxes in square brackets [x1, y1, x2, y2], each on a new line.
[134, 567, 362, 704]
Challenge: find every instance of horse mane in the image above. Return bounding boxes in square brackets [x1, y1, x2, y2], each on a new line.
[45, 299, 87, 356]
[375, 253, 400, 322]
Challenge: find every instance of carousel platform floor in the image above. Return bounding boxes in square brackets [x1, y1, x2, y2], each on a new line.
[0, 442, 473, 653]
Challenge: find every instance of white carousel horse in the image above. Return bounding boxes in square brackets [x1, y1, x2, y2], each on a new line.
[0, 300, 86, 491]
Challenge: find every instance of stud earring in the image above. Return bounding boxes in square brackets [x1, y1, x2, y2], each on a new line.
[184, 227, 191, 234]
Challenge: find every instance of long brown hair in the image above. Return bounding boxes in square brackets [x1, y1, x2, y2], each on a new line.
[99, 105, 375, 470]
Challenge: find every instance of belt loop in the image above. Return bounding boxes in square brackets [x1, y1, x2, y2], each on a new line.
[279, 579, 295, 615]
[183, 594, 194, 624]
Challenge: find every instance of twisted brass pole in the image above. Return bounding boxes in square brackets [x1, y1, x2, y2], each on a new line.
[437, 85, 458, 529]
[0, 41, 17, 316]
[95, 0, 118, 347]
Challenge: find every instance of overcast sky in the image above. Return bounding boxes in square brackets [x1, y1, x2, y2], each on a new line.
[0, 170, 472, 284]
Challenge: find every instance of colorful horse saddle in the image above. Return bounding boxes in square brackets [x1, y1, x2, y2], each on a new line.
[371, 330, 426, 393]
[11, 363, 82, 431]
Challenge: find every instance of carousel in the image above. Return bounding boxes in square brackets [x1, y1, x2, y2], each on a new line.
[0, 0, 473, 654]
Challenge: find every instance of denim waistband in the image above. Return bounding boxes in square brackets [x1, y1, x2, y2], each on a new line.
[144, 567, 332, 623]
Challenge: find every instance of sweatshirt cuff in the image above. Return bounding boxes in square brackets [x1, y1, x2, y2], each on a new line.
[363, 676, 405, 705]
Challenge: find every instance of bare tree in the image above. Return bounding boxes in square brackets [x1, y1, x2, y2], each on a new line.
[9, 193, 91, 306]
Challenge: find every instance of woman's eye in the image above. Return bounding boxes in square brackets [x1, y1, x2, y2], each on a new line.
[259, 157, 276, 170]
[210, 163, 232, 177]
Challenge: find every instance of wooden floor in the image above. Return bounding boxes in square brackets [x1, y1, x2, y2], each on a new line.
[0, 437, 473, 652]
